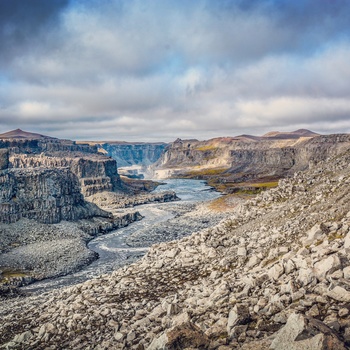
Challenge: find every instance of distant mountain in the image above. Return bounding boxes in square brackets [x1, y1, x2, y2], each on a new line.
[0, 128, 55, 139]
[262, 129, 319, 139]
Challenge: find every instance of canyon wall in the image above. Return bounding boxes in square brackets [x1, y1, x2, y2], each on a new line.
[0, 167, 110, 224]
[96, 142, 167, 167]
[150, 132, 350, 182]
[1, 137, 122, 198]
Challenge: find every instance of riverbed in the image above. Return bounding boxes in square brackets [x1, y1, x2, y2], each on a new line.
[22, 179, 221, 293]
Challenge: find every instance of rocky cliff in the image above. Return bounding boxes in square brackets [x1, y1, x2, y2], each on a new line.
[2, 137, 350, 349]
[0, 167, 110, 224]
[93, 142, 167, 167]
[150, 131, 350, 185]
[0, 134, 122, 198]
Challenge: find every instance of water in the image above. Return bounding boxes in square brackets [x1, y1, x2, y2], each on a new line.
[22, 179, 220, 293]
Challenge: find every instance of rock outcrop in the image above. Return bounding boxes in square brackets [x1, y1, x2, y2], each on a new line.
[95, 142, 167, 168]
[1, 140, 350, 349]
[150, 131, 350, 184]
[0, 167, 110, 224]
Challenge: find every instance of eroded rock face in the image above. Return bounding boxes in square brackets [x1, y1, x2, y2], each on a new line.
[0, 149, 8, 170]
[9, 153, 122, 197]
[150, 133, 350, 181]
[99, 142, 167, 167]
[0, 168, 110, 224]
[0, 136, 123, 198]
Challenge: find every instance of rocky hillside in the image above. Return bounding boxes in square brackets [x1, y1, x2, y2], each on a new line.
[1, 143, 350, 348]
[150, 130, 350, 191]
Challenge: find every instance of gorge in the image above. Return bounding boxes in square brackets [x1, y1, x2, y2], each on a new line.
[1, 128, 350, 349]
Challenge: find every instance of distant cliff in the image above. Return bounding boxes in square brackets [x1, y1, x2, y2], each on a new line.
[89, 142, 167, 167]
[150, 130, 350, 185]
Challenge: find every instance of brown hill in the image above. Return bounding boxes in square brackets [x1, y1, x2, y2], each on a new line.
[0, 128, 55, 140]
[262, 129, 319, 139]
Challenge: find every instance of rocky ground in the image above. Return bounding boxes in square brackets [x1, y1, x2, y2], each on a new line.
[0, 189, 177, 291]
[0, 211, 142, 290]
[87, 190, 179, 209]
[125, 201, 237, 248]
[1, 149, 350, 349]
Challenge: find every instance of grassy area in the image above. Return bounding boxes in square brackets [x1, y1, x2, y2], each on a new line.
[207, 195, 241, 212]
[185, 167, 230, 177]
[207, 178, 279, 195]
[195, 145, 219, 151]
[0, 269, 29, 283]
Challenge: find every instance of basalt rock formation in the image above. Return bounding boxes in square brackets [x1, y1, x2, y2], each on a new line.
[150, 130, 350, 191]
[102, 142, 167, 167]
[0, 167, 110, 225]
[1, 136, 350, 349]
[0, 131, 123, 198]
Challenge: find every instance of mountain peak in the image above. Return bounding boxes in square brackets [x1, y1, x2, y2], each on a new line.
[262, 129, 319, 139]
[0, 129, 55, 140]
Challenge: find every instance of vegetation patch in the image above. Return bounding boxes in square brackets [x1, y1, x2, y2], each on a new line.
[207, 195, 241, 212]
[208, 177, 279, 195]
[186, 168, 230, 177]
[195, 145, 219, 152]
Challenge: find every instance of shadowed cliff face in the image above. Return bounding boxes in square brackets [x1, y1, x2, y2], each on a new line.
[0, 168, 110, 224]
[0, 137, 123, 197]
[150, 133, 350, 182]
[97, 142, 167, 167]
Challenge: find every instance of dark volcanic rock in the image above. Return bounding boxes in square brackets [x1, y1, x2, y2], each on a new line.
[0, 167, 110, 224]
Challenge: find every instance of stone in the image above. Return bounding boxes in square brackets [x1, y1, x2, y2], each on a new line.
[313, 254, 341, 280]
[114, 332, 124, 341]
[338, 308, 349, 318]
[297, 268, 316, 286]
[268, 263, 284, 281]
[237, 247, 247, 257]
[13, 331, 33, 344]
[303, 223, 329, 246]
[227, 304, 250, 337]
[270, 313, 347, 350]
[147, 322, 210, 350]
[127, 331, 136, 342]
[343, 266, 350, 279]
[172, 312, 191, 327]
[327, 286, 350, 303]
[344, 232, 350, 249]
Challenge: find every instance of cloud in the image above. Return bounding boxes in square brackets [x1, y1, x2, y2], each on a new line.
[0, 0, 350, 141]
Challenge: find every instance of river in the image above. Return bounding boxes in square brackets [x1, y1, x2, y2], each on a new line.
[22, 179, 221, 293]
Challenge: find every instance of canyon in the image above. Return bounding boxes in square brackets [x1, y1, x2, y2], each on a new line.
[1, 128, 350, 349]
[150, 130, 350, 194]
[0, 129, 176, 288]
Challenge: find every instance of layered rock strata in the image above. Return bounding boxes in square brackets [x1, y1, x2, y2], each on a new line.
[96, 142, 167, 167]
[0, 167, 110, 224]
[150, 132, 350, 183]
[1, 142, 350, 349]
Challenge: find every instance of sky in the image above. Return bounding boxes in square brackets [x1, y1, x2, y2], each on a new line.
[0, 0, 350, 141]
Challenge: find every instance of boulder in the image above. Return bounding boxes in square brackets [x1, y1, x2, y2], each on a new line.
[270, 313, 347, 350]
[147, 322, 210, 350]
[313, 254, 341, 281]
[303, 223, 329, 246]
[227, 304, 251, 337]
[327, 286, 350, 303]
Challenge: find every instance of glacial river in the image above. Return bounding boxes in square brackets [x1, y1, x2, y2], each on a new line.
[22, 179, 220, 293]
